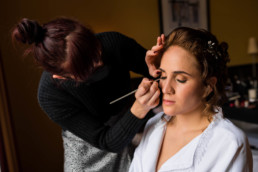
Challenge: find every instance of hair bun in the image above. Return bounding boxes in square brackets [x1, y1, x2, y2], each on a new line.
[15, 18, 44, 44]
[220, 42, 228, 52]
[219, 42, 230, 63]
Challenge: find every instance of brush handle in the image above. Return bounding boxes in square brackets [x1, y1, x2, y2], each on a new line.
[109, 89, 137, 104]
[109, 78, 160, 104]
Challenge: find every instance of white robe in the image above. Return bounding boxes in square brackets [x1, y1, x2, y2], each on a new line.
[129, 108, 253, 172]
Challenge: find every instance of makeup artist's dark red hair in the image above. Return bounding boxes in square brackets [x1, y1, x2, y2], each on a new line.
[12, 18, 101, 81]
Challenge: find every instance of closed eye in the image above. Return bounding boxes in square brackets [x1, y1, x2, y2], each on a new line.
[160, 76, 167, 80]
[176, 79, 187, 83]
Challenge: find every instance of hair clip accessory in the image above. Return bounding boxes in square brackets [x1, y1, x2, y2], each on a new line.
[207, 40, 219, 59]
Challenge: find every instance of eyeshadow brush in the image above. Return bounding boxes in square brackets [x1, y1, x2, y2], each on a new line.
[109, 78, 161, 104]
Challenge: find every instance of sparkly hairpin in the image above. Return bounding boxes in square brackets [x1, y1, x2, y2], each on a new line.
[207, 40, 221, 59]
[208, 40, 215, 49]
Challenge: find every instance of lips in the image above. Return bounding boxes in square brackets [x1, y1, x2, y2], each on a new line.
[163, 99, 175, 105]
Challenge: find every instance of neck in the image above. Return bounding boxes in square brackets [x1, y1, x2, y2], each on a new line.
[168, 105, 211, 132]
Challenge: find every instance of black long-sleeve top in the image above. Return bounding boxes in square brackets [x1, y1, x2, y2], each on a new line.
[37, 32, 153, 152]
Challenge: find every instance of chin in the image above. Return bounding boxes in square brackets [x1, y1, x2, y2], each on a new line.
[163, 106, 177, 116]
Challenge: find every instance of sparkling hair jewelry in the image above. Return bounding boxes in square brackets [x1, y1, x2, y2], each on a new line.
[207, 40, 221, 59]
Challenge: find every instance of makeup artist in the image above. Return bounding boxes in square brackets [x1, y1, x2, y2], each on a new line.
[12, 17, 163, 172]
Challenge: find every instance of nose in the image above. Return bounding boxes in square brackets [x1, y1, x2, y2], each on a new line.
[161, 78, 175, 94]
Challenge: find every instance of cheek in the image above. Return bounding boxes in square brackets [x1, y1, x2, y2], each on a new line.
[178, 84, 205, 102]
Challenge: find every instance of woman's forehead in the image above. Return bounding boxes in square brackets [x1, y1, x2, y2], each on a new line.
[160, 46, 200, 74]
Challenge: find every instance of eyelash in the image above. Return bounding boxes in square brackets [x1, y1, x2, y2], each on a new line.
[159, 76, 187, 83]
[176, 79, 187, 83]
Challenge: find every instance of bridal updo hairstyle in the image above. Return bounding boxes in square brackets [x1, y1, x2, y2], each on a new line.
[164, 27, 230, 114]
[12, 18, 101, 81]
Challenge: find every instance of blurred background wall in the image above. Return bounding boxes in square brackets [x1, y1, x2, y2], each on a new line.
[0, 0, 258, 171]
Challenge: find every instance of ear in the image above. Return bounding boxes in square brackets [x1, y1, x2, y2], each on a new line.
[52, 74, 66, 80]
[205, 77, 217, 95]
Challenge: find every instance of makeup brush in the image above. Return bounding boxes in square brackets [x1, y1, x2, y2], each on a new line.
[109, 78, 161, 104]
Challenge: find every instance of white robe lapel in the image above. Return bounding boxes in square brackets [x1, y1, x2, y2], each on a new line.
[142, 120, 167, 172]
[159, 134, 201, 172]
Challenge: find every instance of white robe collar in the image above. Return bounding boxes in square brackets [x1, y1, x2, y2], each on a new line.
[141, 108, 223, 172]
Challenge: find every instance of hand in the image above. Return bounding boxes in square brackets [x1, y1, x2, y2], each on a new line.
[131, 78, 160, 119]
[145, 34, 165, 78]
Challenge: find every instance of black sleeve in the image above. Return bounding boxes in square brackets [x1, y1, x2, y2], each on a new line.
[101, 32, 150, 77]
[40, 98, 151, 152]
[37, 72, 152, 152]
[119, 33, 149, 76]
[56, 106, 150, 152]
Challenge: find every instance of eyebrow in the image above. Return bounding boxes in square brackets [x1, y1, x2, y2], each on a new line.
[159, 68, 165, 72]
[159, 68, 193, 77]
